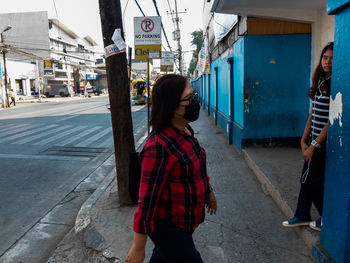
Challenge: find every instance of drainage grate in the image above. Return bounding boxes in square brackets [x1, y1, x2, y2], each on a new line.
[39, 146, 108, 158]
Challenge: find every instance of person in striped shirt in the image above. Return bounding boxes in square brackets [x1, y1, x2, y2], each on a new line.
[283, 42, 333, 231]
[126, 74, 217, 263]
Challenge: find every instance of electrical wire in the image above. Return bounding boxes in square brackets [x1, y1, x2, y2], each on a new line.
[122, 0, 130, 36]
[152, 0, 180, 72]
[152, 0, 172, 53]
[52, 0, 62, 39]
[134, 0, 146, 17]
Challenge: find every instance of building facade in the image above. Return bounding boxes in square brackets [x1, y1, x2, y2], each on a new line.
[192, 0, 348, 262]
[0, 11, 101, 101]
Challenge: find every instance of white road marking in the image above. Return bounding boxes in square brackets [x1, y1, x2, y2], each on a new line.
[0, 153, 90, 161]
[14, 125, 72, 144]
[0, 124, 58, 143]
[0, 123, 27, 133]
[33, 126, 86, 146]
[75, 128, 112, 147]
[60, 126, 102, 146]
[0, 124, 30, 138]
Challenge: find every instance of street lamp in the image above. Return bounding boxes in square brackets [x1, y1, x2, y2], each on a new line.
[1, 25, 12, 108]
[2, 25, 12, 33]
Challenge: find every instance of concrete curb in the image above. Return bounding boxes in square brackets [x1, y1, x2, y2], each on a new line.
[242, 149, 318, 250]
[75, 169, 116, 234]
[74, 130, 148, 235]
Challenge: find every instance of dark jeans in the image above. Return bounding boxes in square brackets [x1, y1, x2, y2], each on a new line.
[148, 220, 203, 263]
[10, 98, 15, 106]
[294, 145, 326, 221]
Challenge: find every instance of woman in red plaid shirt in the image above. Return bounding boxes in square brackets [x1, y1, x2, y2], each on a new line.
[126, 74, 217, 263]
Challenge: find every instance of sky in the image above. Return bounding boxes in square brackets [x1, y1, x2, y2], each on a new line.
[1, 0, 204, 72]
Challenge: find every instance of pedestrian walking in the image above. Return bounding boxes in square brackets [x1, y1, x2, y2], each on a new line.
[282, 42, 333, 231]
[126, 74, 217, 263]
[9, 89, 16, 106]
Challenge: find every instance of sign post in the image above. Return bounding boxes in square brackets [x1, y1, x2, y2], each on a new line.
[134, 16, 162, 134]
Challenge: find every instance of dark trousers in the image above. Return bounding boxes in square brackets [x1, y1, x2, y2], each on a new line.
[10, 97, 15, 106]
[148, 220, 203, 263]
[294, 146, 326, 221]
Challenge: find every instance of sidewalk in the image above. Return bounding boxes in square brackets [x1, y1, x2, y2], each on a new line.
[242, 147, 320, 249]
[47, 111, 314, 263]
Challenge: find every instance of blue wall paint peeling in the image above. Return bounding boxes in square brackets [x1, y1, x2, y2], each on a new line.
[319, 4, 350, 263]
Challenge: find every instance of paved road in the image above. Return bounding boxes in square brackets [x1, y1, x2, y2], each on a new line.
[0, 96, 147, 261]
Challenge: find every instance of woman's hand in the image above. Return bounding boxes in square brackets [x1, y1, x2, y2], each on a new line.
[206, 192, 217, 215]
[301, 141, 308, 154]
[303, 146, 315, 162]
[125, 245, 145, 263]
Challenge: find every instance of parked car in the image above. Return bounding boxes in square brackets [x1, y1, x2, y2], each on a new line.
[44, 84, 75, 97]
[81, 86, 103, 96]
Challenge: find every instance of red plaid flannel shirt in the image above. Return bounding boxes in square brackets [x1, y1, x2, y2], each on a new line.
[133, 125, 210, 233]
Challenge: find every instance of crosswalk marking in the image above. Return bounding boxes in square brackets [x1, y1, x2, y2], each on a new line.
[0, 153, 90, 162]
[76, 128, 112, 147]
[14, 125, 72, 144]
[0, 124, 30, 138]
[60, 126, 102, 146]
[0, 124, 59, 143]
[99, 136, 114, 147]
[34, 126, 87, 146]
[0, 123, 27, 134]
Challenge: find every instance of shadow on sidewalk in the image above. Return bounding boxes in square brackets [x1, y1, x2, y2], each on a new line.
[48, 110, 314, 263]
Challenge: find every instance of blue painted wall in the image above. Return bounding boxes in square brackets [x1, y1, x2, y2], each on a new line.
[193, 34, 311, 152]
[208, 55, 234, 135]
[317, 2, 350, 262]
[233, 38, 245, 128]
[243, 34, 311, 139]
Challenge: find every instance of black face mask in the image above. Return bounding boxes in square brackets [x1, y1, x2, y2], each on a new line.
[181, 94, 200, 122]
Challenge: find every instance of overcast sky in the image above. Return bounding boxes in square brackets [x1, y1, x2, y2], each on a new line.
[1, 0, 204, 70]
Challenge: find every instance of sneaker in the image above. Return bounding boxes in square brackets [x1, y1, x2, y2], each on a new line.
[309, 217, 322, 231]
[282, 217, 311, 227]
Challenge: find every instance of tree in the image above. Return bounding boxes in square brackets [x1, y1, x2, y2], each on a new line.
[188, 29, 203, 76]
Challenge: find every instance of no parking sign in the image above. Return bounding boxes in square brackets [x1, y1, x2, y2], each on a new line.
[134, 16, 162, 59]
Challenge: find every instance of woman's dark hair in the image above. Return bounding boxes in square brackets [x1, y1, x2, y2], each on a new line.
[309, 42, 333, 99]
[150, 74, 187, 131]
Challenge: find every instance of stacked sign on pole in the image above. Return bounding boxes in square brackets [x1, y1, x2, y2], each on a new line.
[160, 51, 174, 72]
[196, 39, 210, 74]
[134, 16, 162, 60]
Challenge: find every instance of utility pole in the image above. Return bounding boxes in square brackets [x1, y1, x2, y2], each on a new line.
[174, 0, 182, 75]
[99, 0, 135, 205]
[1, 31, 10, 108]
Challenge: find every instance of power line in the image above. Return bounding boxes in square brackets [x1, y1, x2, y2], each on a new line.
[52, 0, 62, 38]
[134, 0, 145, 17]
[151, 0, 172, 53]
[122, 0, 130, 35]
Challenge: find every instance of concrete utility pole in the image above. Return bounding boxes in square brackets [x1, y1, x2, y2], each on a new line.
[98, 0, 135, 205]
[174, 0, 182, 75]
[1, 26, 12, 108]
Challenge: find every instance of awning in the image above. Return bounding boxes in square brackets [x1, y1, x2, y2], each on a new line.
[211, 0, 326, 22]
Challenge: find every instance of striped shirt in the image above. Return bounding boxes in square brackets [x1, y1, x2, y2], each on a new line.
[311, 81, 330, 139]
